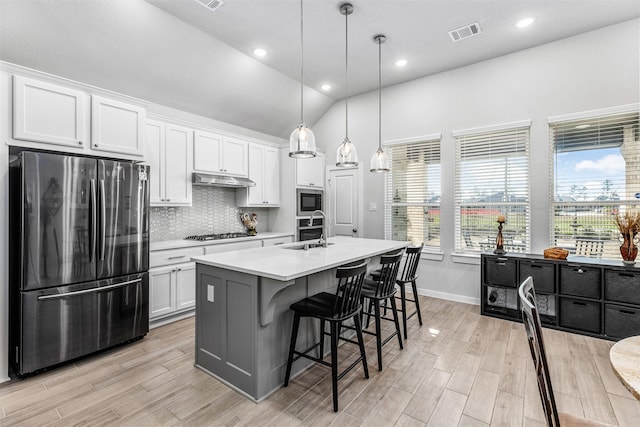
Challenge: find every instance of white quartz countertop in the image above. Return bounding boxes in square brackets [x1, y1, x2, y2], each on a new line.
[150, 232, 294, 252]
[191, 236, 408, 281]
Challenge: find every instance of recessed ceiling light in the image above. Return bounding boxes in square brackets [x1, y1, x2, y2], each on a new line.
[253, 48, 267, 57]
[515, 17, 536, 28]
[395, 59, 408, 68]
[321, 84, 331, 91]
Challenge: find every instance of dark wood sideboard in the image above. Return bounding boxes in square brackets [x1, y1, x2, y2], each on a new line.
[480, 253, 640, 341]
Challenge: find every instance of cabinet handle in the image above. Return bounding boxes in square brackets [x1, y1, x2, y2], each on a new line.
[168, 255, 186, 260]
[94, 143, 99, 147]
[78, 140, 83, 145]
[575, 268, 584, 274]
[530, 264, 542, 269]
[572, 301, 587, 306]
[618, 272, 634, 278]
[620, 309, 636, 315]
[273, 242, 284, 246]
[309, 183, 314, 186]
[177, 268, 182, 272]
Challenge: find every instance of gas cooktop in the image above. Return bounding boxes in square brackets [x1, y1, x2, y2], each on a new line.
[184, 232, 250, 241]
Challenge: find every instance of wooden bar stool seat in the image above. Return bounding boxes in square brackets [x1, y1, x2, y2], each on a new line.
[283, 260, 370, 412]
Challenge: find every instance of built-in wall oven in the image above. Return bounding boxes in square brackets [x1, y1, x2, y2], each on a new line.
[298, 218, 324, 241]
[297, 189, 323, 216]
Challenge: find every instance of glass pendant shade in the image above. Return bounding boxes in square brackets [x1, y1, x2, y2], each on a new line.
[370, 34, 389, 172]
[370, 148, 389, 172]
[336, 136, 358, 166]
[289, 122, 316, 158]
[289, 0, 317, 159]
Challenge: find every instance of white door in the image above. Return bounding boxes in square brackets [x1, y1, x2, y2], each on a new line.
[149, 266, 176, 319]
[164, 124, 193, 205]
[222, 136, 249, 177]
[91, 95, 145, 156]
[175, 263, 196, 311]
[328, 167, 359, 237]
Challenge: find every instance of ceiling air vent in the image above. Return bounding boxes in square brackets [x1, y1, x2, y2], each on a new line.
[448, 22, 482, 42]
[195, 0, 224, 12]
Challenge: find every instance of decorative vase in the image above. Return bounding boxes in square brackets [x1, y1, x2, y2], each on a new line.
[620, 232, 638, 265]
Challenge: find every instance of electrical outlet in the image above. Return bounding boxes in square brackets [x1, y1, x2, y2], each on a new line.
[369, 202, 377, 211]
[207, 284, 214, 302]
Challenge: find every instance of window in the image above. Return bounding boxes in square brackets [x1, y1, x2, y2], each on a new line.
[550, 107, 640, 260]
[385, 136, 441, 248]
[454, 121, 531, 253]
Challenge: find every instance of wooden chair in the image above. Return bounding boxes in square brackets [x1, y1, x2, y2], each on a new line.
[359, 250, 404, 371]
[284, 260, 370, 412]
[518, 277, 614, 427]
[575, 239, 604, 258]
[370, 244, 423, 339]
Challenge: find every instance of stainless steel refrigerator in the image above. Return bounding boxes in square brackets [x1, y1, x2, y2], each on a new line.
[9, 150, 150, 376]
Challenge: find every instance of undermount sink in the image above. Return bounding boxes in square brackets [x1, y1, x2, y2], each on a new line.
[283, 242, 335, 250]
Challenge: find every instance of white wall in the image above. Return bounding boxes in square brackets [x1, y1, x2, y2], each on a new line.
[312, 19, 640, 304]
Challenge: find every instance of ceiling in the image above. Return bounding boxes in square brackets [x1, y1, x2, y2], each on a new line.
[0, 1, 638, 139]
[148, 0, 640, 99]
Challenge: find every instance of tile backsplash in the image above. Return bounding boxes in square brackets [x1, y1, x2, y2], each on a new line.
[150, 186, 269, 241]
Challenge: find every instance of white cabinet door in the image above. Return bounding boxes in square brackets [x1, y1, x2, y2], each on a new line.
[222, 136, 249, 177]
[193, 129, 223, 173]
[13, 76, 87, 148]
[149, 265, 176, 320]
[91, 95, 145, 156]
[246, 143, 265, 205]
[164, 124, 193, 205]
[262, 146, 280, 205]
[175, 263, 196, 311]
[296, 152, 325, 188]
[145, 120, 164, 204]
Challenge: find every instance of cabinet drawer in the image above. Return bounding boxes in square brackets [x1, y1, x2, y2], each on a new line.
[559, 264, 600, 298]
[559, 297, 601, 334]
[150, 247, 203, 268]
[605, 269, 640, 305]
[604, 304, 640, 339]
[484, 257, 517, 287]
[519, 260, 555, 293]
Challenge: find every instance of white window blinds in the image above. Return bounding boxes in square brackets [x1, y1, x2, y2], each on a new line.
[549, 108, 640, 260]
[384, 138, 441, 247]
[454, 123, 530, 253]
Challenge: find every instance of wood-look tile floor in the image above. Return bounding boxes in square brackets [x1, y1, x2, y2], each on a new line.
[2, 296, 640, 426]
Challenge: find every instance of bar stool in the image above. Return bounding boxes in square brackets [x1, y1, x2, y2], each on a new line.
[283, 260, 370, 412]
[359, 250, 404, 371]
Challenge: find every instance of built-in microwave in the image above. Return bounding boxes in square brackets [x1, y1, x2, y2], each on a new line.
[297, 189, 323, 216]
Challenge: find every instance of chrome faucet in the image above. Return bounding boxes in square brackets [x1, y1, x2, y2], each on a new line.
[309, 210, 328, 248]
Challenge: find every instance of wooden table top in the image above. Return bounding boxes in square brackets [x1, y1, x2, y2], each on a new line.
[610, 335, 640, 400]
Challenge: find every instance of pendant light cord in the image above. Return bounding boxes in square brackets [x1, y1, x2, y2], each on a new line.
[378, 37, 382, 151]
[299, 0, 304, 124]
[344, 7, 349, 139]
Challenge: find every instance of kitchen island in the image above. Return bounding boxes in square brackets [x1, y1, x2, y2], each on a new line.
[192, 236, 407, 401]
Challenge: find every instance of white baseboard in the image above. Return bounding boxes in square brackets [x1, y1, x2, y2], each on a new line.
[414, 287, 480, 306]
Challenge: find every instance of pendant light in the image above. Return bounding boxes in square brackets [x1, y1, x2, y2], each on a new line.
[370, 34, 390, 172]
[289, 0, 317, 158]
[336, 2, 358, 167]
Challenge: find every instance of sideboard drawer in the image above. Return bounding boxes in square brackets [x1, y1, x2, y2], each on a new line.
[484, 257, 517, 287]
[604, 304, 640, 339]
[150, 247, 203, 268]
[605, 269, 640, 305]
[559, 297, 601, 334]
[559, 264, 601, 298]
[519, 260, 555, 293]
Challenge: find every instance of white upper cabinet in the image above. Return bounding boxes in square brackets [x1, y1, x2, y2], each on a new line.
[91, 95, 145, 156]
[296, 152, 325, 188]
[13, 76, 87, 148]
[12, 75, 145, 159]
[145, 119, 193, 206]
[237, 143, 280, 207]
[193, 130, 248, 177]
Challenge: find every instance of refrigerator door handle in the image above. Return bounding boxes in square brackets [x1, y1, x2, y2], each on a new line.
[36, 278, 142, 300]
[90, 179, 97, 263]
[100, 179, 106, 261]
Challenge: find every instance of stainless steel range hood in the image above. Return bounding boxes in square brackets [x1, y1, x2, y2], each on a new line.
[192, 173, 256, 188]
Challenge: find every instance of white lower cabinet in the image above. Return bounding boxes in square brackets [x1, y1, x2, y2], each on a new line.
[149, 262, 196, 321]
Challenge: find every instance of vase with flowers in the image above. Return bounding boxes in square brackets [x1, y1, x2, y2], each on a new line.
[614, 211, 640, 265]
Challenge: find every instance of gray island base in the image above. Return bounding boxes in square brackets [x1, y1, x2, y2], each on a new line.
[192, 237, 408, 402]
